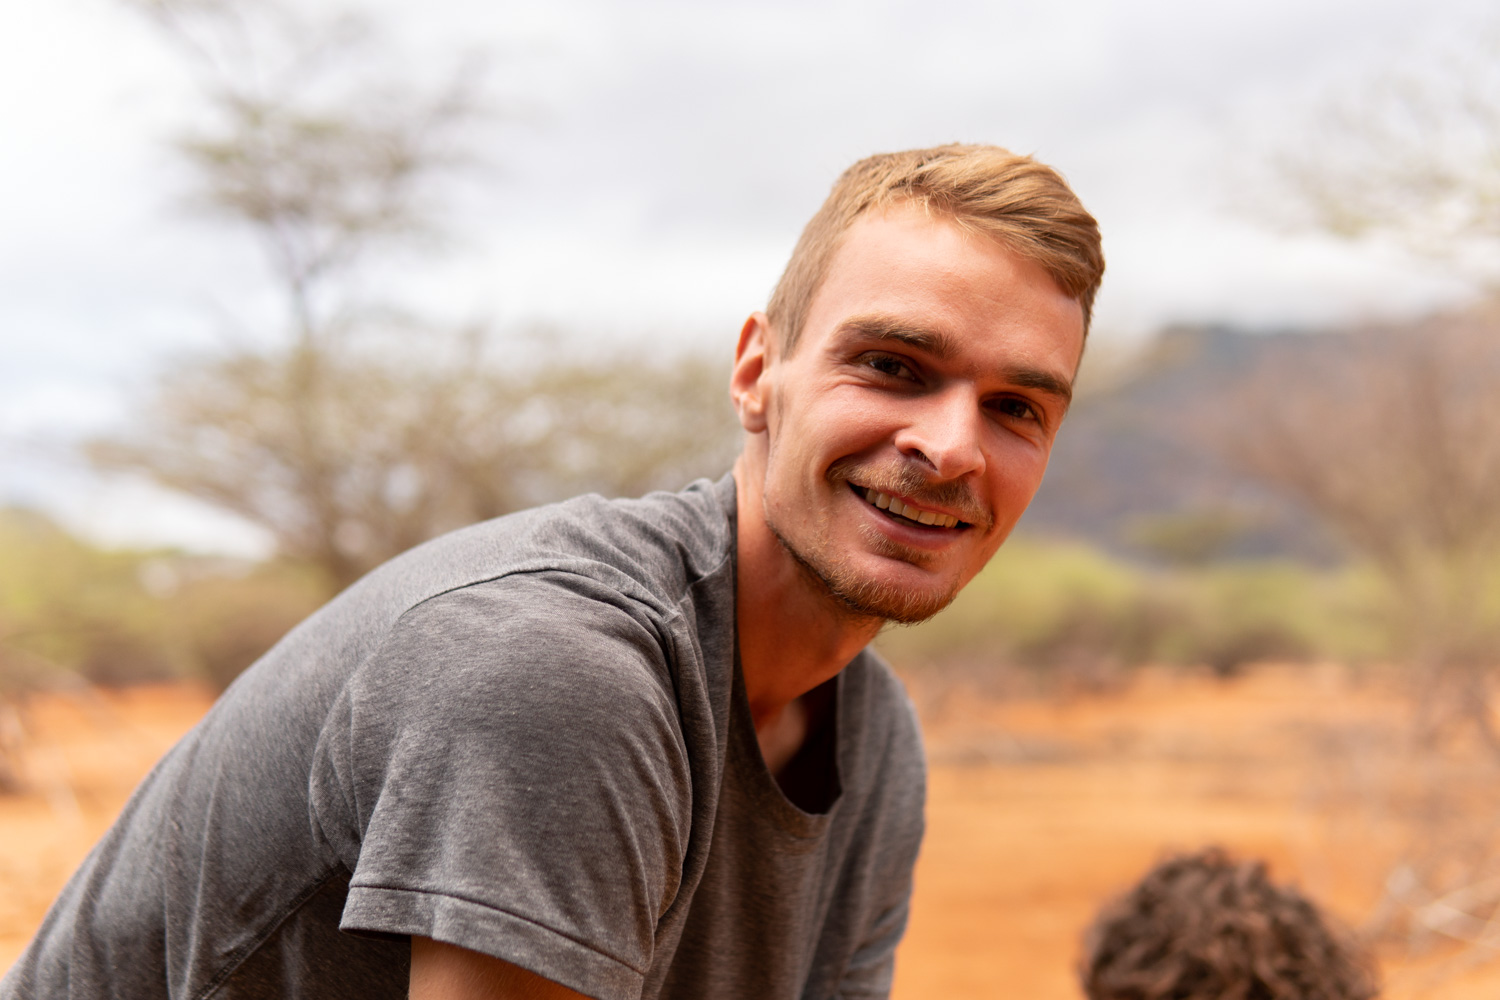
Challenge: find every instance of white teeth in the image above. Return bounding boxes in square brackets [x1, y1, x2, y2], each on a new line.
[861, 487, 960, 527]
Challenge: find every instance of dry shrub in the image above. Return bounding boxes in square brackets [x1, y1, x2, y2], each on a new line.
[1301, 696, 1500, 987]
[1223, 305, 1500, 753]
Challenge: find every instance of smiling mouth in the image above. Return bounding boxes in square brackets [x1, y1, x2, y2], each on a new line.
[853, 484, 964, 529]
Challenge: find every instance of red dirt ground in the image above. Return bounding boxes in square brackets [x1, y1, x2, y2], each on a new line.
[3, 668, 1497, 997]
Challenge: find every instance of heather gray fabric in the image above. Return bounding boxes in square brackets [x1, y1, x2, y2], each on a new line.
[4, 475, 926, 1000]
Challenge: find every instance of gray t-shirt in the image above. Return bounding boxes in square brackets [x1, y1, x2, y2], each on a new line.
[4, 475, 925, 1000]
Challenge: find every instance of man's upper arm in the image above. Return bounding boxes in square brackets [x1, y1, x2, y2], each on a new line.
[313, 572, 695, 1000]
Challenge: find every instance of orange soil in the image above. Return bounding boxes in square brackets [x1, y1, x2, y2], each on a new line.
[2, 669, 1497, 998]
[0, 684, 219, 972]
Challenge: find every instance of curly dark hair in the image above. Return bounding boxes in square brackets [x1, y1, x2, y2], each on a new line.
[1081, 848, 1379, 1000]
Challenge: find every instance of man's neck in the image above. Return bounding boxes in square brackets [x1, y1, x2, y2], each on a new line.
[732, 455, 883, 743]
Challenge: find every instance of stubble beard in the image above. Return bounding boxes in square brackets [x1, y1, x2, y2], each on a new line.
[758, 390, 991, 624]
[765, 495, 965, 627]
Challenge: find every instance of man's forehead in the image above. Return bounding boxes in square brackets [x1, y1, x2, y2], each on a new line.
[830, 205, 1074, 311]
[807, 207, 1084, 356]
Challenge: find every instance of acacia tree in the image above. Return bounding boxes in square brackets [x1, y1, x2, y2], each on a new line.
[1272, 24, 1500, 286]
[95, 0, 741, 593]
[95, 344, 740, 590]
[128, 0, 484, 342]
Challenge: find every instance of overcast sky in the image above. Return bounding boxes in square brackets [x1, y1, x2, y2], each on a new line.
[2, 0, 1493, 553]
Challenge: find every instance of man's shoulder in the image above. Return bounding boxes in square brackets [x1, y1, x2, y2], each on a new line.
[288, 476, 723, 631]
[246, 476, 737, 698]
[369, 474, 735, 613]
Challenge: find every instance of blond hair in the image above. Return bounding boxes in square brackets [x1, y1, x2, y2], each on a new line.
[767, 144, 1105, 351]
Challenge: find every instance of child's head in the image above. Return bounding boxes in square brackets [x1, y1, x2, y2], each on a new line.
[1081, 848, 1378, 1000]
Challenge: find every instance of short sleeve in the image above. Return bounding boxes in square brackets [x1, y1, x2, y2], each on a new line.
[309, 571, 694, 1000]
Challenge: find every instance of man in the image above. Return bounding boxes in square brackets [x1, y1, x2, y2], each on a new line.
[5, 144, 1102, 999]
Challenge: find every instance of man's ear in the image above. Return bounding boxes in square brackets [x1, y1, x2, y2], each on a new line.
[730, 312, 775, 434]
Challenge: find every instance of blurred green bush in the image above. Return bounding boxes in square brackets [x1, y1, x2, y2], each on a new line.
[0, 507, 323, 694]
[877, 534, 1390, 684]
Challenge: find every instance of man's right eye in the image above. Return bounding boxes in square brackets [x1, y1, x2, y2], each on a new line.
[865, 354, 916, 380]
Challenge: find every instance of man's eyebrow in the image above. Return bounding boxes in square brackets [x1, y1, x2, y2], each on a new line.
[836, 314, 1075, 406]
[1006, 366, 1073, 407]
[838, 316, 955, 357]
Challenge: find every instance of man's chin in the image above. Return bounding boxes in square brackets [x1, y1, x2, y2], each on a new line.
[777, 532, 959, 624]
[825, 573, 959, 626]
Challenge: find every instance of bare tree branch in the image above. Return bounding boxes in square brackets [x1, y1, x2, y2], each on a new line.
[1221, 304, 1500, 747]
[1271, 25, 1500, 287]
[90, 344, 740, 591]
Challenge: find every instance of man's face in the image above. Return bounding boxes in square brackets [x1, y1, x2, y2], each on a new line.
[751, 202, 1085, 624]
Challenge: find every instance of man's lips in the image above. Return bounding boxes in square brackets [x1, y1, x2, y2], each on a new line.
[826, 456, 993, 533]
[850, 483, 966, 529]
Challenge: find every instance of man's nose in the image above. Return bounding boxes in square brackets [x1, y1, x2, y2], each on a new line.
[893, 387, 987, 481]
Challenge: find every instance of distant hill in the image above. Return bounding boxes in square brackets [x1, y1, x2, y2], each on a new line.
[1019, 325, 1343, 564]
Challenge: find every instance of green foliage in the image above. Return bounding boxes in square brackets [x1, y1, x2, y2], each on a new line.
[885, 538, 1139, 661]
[1126, 509, 1257, 567]
[0, 509, 172, 692]
[0, 508, 323, 693]
[878, 535, 1390, 679]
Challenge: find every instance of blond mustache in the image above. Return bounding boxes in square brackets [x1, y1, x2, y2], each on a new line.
[826, 457, 993, 532]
